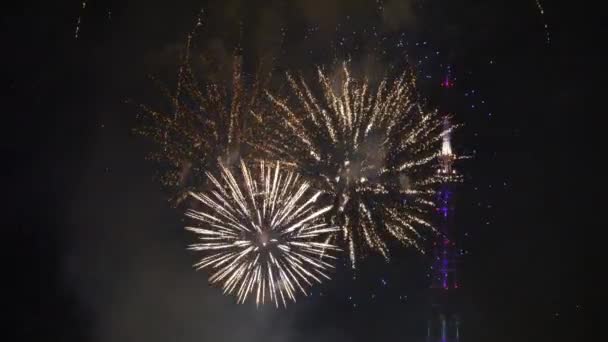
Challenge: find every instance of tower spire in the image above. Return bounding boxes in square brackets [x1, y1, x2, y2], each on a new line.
[438, 117, 456, 175]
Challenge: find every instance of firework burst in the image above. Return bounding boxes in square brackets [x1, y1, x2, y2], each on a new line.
[186, 160, 339, 307]
[256, 62, 455, 267]
[135, 50, 269, 203]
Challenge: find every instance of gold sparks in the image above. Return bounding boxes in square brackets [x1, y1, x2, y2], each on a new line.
[134, 54, 268, 203]
[186, 160, 340, 307]
[257, 62, 452, 267]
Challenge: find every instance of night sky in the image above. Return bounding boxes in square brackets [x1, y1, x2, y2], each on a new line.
[5, 1, 594, 341]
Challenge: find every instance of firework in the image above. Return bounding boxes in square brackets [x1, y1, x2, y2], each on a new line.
[256, 62, 455, 267]
[186, 160, 339, 307]
[135, 49, 269, 203]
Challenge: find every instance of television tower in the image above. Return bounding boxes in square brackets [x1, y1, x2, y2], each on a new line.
[426, 67, 462, 342]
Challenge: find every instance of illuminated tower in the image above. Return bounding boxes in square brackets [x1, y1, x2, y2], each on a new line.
[426, 69, 462, 342]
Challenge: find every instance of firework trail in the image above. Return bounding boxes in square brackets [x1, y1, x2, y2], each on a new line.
[256, 62, 456, 268]
[534, 0, 551, 45]
[186, 160, 339, 307]
[74, 1, 87, 39]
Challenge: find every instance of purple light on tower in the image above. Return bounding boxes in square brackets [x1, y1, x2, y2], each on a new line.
[427, 69, 462, 342]
[431, 117, 458, 291]
[440, 66, 455, 88]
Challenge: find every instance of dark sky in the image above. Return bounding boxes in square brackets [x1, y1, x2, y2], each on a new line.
[5, 1, 595, 341]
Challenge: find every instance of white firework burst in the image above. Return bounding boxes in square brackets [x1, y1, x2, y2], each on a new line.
[186, 160, 339, 307]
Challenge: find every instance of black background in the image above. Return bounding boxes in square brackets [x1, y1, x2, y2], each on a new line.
[5, 1, 595, 341]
